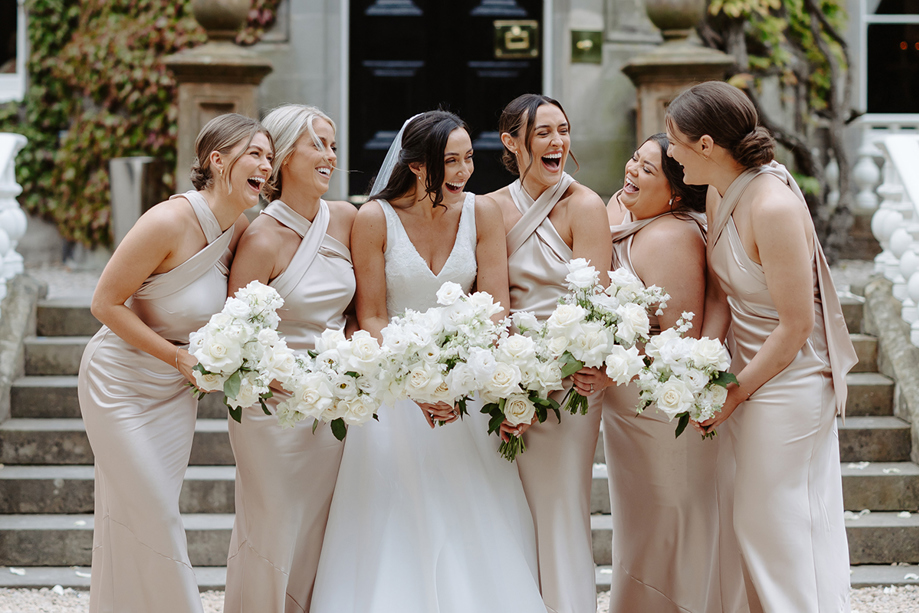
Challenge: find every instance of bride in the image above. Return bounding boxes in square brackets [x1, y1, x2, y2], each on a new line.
[310, 110, 545, 613]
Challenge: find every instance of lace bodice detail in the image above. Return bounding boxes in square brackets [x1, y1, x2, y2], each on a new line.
[380, 193, 477, 316]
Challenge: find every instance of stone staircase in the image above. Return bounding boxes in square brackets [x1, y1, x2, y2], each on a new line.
[590, 296, 919, 590]
[0, 295, 918, 592]
[0, 297, 233, 589]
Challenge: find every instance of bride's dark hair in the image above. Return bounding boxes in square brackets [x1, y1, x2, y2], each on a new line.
[369, 110, 470, 209]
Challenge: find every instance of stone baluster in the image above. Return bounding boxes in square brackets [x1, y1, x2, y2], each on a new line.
[871, 147, 906, 277]
[900, 218, 919, 325]
[825, 151, 840, 212]
[0, 133, 28, 306]
[853, 127, 881, 213]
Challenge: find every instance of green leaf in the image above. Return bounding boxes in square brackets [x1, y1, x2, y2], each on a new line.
[258, 396, 271, 416]
[559, 352, 584, 379]
[311, 419, 319, 434]
[712, 371, 739, 387]
[223, 370, 241, 399]
[675, 413, 690, 438]
[330, 418, 347, 441]
[226, 402, 242, 424]
[488, 411, 505, 435]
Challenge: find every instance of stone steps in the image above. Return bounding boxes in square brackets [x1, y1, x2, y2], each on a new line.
[0, 566, 227, 591]
[10, 376, 227, 419]
[0, 465, 235, 514]
[593, 565, 919, 592]
[0, 418, 234, 465]
[590, 462, 919, 515]
[35, 300, 100, 337]
[589, 511, 919, 566]
[850, 334, 879, 373]
[24, 336, 91, 377]
[0, 514, 233, 566]
[839, 416, 912, 463]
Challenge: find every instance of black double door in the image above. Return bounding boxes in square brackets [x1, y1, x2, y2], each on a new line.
[349, 0, 543, 196]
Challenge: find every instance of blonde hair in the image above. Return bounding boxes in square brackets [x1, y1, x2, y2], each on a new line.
[190, 113, 271, 191]
[261, 104, 336, 202]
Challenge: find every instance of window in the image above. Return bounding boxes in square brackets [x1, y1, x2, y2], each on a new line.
[863, 0, 919, 114]
[0, 0, 26, 103]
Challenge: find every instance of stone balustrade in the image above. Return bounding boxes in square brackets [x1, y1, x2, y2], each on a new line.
[853, 115, 919, 216]
[0, 133, 28, 310]
[871, 133, 919, 346]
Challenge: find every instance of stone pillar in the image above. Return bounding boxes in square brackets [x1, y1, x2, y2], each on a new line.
[620, 0, 733, 142]
[0, 133, 28, 305]
[164, 0, 273, 192]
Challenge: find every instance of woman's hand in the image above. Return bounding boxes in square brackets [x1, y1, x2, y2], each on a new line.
[571, 366, 611, 396]
[418, 401, 460, 428]
[692, 383, 746, 434]
[499, 417, 535, 442]
[176, 348, 199, 387]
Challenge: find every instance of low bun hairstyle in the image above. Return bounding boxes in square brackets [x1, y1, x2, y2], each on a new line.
[644, 133, 707, 215]
[498, 94, 577, 180]
[190, 113, 271, 191]
[369, 110, 469, 210]
[666, 81, 775, 169]
[261, 104, 336, 202]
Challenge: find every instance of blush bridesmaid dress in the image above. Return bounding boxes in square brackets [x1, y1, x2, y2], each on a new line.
[602, 207, 747, 612]
[223, 199, 354, 613]
[78, 191, 238, 613]
[506, 172, 602, 613]
[708, 163, 857, 613]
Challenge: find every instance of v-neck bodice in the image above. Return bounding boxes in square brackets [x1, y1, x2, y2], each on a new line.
[379, 193, 477, 316]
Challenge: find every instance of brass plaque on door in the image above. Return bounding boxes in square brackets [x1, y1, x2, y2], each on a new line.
[494, 20, 539, 59]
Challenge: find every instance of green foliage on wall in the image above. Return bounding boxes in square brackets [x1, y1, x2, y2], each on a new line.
[0, 0, 278, 248]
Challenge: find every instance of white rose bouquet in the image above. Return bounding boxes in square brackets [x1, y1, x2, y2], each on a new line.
[635, 314, 736, 438]
[546, 259, 669, 415]
[188, 281, 291, 423]
[381, 282, 503, 421]
[477, 312, 565, 461]
[273, 328, 385, 440]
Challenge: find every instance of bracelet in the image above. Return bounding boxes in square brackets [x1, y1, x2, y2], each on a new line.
[736, 383, 752, 399]
[175, 347, 180, 371]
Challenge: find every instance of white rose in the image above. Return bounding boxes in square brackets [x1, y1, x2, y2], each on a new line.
[342, 395, 377, 425]
[192, 369, 227, 392]
[441, 301, 473, 332]
[545, 334, 570, 358]
[405, 364, 443, 400]
[605, 345, 643, 386]
[226, 371, 265, 409]
[258, 344, 296, 382]
[645, 328, 682, 361]
[223, 297, 251, 320]
[498, 334, 537, 363]
[347, 331, 383, 373]
[546, 304, 586, 340]
[275, 401, 305, 429]
[331, 372, 359, 401]
[194, 331, 243, 373]
[320, 399, 347, 422]
[683, 368, 710, 393]
[654, 378, 695, 420]
[615, 303, 650, 345]
[565, 261, 600, 290]
[316, 328, 346, 354]
[188, 330, 205, 354]
[436, 281, 464, 306]
[511, 311, 539, 332]
[503, 393, 536, 426]
[467, 346, 498, 382]
[608, 267, 642, 291]
[381, 325, 410, 355]
[467, 291, 503, 319]
[536, 360, 564, 392]
[570, 321, 611, 367]
[294, 372, 335, 419]
[256, 328, 280, 347]
[690, 337, 731, 371]
[446, 363, 477, 398]
[484, 362, 522, 398]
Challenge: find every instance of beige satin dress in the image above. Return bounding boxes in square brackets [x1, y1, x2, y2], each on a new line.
[603, 209, 747, 612]
[507, 173, 602, 613]
[709, 164, 857, 613]
[78, 190, 236, 613]
[224, 200, 353, 613]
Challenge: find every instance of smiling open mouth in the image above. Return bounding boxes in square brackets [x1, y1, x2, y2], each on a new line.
[445, 181, 464, 193]
[624, 177, 638, 194]
[317, 167, 331, 178]
[247, 176, 265, 191]
[542, 152, 562, 170]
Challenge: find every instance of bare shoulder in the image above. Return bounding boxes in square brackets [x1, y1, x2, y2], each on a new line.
[565, 182, 605, 211]
[473, 193, 503, 223]
[486, 185, 514, 209]
[236, 214, 288, 255]
[748, 174, 808, 224]
[639, 215, 705, 252]
[355, 199, 385, 224]
[328, 199, 359, 224]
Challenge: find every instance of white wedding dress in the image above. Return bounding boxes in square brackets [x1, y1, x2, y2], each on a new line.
[310, 193, 545, 613]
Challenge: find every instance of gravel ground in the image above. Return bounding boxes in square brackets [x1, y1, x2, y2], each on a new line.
[1, 587, 918, 612]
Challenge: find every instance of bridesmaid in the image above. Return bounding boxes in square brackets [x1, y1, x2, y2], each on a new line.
[488, 93, 612, 613]
[666, 81, 857, 612]
[578, 133, 746, 612]
[78, 113, 271, 612]
[223, 105, 356, 613]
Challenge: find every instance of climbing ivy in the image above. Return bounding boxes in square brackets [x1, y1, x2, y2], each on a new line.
[0, 0, 278, 248]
